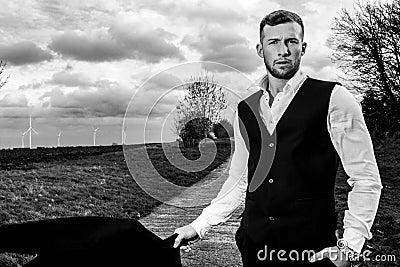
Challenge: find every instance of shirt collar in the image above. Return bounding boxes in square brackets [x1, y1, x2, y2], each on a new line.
[256, 69, 307, 95]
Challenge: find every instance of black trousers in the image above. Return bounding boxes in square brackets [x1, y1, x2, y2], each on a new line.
[235, 227, 337, 267]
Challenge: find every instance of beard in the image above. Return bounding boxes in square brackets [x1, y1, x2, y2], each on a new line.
[264, 57, 301, 79]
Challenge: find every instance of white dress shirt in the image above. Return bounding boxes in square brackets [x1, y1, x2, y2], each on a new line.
[190, 69, 382, 253]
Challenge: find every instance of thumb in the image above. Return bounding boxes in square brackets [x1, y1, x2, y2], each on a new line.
[173, 233, 183, 248]
[309, 247, 329, 263]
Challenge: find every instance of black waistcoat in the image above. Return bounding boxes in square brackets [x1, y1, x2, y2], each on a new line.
[237, 78, 340, 250]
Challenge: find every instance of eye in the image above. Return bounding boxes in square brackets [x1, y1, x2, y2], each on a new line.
[268, 40, 278, 45]
[288, 39, 299, 44]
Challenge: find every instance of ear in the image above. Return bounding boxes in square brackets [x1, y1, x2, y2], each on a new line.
[301, 42, 307, 56]
[256, 43, 264, 58]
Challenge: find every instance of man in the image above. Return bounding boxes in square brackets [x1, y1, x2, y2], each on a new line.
[174, 10, 382, 267]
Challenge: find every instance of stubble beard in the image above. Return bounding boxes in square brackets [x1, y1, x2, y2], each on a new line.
[264, 58, 301, 80]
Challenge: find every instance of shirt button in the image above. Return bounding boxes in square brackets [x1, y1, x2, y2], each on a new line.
[269, 142, 274, 148]
[268, 179, 274, 183]
[269, 216, 275, 221]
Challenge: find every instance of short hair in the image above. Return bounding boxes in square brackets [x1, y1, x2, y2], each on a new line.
[259, 10, 304, 42]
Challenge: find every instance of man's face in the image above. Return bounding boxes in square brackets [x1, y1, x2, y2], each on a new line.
[257, 22, 306, 79]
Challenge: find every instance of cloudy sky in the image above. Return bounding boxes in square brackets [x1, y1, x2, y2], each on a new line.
[0, 0, 357, 149]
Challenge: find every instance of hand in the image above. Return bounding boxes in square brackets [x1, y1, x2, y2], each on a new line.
[309, 230, 351, 267]
[309, 245, 350, 267]
[173, 225, 199, 252]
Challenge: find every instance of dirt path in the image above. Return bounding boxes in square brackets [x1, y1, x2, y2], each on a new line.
[139, 160, 244, 267]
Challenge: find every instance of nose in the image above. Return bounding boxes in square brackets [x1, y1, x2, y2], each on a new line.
[277, 42, 290, 57]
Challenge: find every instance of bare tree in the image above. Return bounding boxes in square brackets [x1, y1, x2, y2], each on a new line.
[0, 61, 9, 89]
[173, 72, 228, 138]
[331, 0, 400, 138]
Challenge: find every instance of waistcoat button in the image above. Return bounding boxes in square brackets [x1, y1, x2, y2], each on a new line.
[269, 142, 274, 148]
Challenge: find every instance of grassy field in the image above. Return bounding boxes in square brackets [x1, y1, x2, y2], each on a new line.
[0, 140, 232, 266]
[0, 136, 398, 266]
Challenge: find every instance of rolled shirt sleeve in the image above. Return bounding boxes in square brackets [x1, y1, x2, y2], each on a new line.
[328, 85, 382, 253]
[190, 110, 248, 239]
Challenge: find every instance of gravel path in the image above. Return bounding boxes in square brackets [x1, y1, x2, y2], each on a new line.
[139, 160, 244, 267]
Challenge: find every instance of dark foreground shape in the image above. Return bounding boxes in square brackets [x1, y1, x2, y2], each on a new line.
[0, 216, 182, 267]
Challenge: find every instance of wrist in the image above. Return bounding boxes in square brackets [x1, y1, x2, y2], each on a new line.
[190, 216, 209, 239]
[337, 239, 363, 265]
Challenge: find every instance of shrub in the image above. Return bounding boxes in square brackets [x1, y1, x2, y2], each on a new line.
[179, 117, 212, 147]
[213, 119, 233, 139]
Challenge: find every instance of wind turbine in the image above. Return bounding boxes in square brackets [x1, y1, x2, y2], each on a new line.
[122, 126, 126, 145]
[21, 132, 26, 148]
[57, 131, 62, 147]
[92, 127, 99, 146]
[23, 116, 38, 149]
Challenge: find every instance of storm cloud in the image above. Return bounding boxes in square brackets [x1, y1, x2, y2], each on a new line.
[0, 41, 53, 66]
[182, 26, 262, 73]
[48, 23, 185, 63]
[41, 80, 131, 117]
